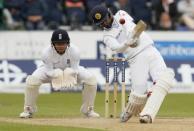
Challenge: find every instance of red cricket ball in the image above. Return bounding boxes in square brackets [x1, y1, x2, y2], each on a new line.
[119, 18, 125, 25]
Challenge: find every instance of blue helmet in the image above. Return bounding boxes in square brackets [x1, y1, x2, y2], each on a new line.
[89, 5, 110, 26]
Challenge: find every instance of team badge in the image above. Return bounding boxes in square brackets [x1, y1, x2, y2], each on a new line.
[95, 13, 101, 20]
[59, 33, 62, 40]
[67, 59, 70, 67]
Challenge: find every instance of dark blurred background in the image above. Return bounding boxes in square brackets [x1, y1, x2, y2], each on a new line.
[1, 0, 194, 31]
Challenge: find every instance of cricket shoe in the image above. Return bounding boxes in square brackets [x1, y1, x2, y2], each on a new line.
[81, 106, 100, 118]
[19, 106, 35, 118]
[139, 115, 152, 123]
[86, 110, 100, 118]
[120, 111, 133, 122]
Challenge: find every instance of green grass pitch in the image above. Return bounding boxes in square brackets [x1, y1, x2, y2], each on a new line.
[0, 92, 194, 130]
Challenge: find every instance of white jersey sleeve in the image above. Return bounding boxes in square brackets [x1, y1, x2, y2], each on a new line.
[103, 10, 135, 53]
[41, 46, 54, 70]
[118, 10, 136, 37]
[103, 10, 154, 59]
[67, 44, 80, 72]
[104, 36, 129, 53]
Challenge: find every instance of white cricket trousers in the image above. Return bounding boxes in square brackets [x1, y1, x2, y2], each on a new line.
[129, 45, 167, 94]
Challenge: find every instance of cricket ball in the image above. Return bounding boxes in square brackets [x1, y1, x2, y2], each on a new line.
[119, 18, 125, 25]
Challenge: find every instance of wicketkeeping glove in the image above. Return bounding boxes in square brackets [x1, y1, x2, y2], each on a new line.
[62, 68, 77, 88]
[51, 68, 77, 90]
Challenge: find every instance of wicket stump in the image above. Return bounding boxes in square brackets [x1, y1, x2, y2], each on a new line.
[105, 57, 126, 118]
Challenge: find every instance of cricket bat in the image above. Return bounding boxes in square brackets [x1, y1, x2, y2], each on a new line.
[132, 20, 147, 38]
[129, 20, 147, 48]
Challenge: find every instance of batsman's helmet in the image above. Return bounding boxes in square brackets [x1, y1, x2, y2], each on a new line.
[51, 29, 70, 44]
[89, 5, 110, 26]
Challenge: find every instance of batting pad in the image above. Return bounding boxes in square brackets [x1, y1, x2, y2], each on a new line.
[124, 91, 147, 116]
[140, 68, 175, 122]
[24, 87, 38, 113]
[80, 84, 97, 114]
[24, 75, 40, 110]
[51, 68, 77, 90]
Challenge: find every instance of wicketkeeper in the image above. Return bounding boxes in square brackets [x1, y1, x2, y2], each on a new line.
[20, 29, 100, 118]
[89, 5, 175, 123]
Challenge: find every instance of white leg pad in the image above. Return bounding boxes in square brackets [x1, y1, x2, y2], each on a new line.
[120, 91, 147, 122]
[140, 68, 175, 122]
[80, 76, 97, 114]
[24, 75, 41, 111]
[126, 91, 147, 116]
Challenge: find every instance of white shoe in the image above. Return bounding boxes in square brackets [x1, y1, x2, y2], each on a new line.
[81, 106, 100, 118]
[19, 106, 34, 118]
[86, 110, 100, 118]
[19, 112, 33, 118]
[120, 112, 133, 122]
[139, 115, 152, 123]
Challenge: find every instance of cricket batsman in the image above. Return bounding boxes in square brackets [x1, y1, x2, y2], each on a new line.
[89, 5, 175, 123]
[19, 29, 100, 118]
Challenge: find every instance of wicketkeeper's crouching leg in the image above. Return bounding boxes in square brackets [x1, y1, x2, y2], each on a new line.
[19, 75, 41, 118]
[80, 75, 100, 118]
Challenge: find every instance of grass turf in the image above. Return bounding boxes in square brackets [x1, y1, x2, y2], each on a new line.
[0, 92, 194, 118]
[0, 92, 194, 131]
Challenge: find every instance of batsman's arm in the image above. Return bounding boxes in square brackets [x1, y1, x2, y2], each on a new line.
[104, 37, 130, 53]
[104, 21, 147, 53]
[125, 20, 147, 48]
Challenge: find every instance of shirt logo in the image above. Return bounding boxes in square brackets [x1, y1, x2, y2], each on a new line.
[67, 59, 70, 67]
[116, 29, 122, 39]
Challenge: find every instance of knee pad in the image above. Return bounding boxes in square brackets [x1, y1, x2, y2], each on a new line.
[84, 75, 97, 86]
[26, 75, 42, 88]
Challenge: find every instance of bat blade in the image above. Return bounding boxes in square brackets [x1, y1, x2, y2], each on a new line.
[132, 20, 147, 38]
